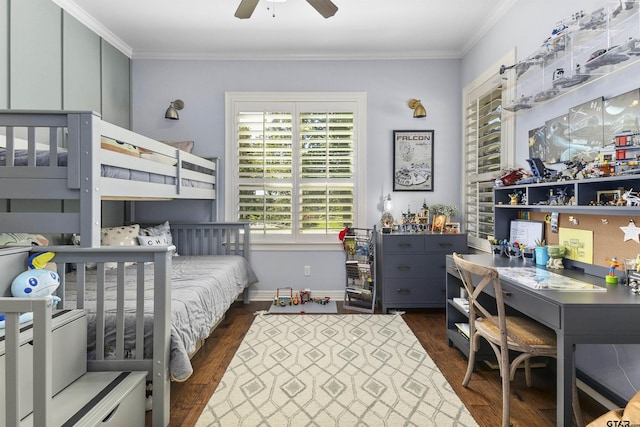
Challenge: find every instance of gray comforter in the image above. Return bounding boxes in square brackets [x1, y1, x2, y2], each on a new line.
[63, 255, 258, 381]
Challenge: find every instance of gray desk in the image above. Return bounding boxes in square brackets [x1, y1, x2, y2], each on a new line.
[445, 253, 640, 427]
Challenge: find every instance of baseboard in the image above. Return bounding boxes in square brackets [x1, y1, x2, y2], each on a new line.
[248, 290, 347, 302]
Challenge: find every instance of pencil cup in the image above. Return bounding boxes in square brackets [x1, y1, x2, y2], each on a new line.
[534, 246, 549, 266]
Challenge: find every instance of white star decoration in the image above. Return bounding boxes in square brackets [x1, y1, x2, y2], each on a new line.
[620, 220, 640, 243]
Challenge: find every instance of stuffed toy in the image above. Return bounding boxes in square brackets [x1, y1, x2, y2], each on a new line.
[0, 252, 60, 329]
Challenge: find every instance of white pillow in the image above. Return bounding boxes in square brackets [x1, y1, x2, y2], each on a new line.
[139, 222, 177, 255]
[138, 234, 171, 246]
[101, 225, 140, 269]
[101, 224, 140, 247]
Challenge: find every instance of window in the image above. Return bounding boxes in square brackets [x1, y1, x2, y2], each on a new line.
[462, 51, 515, 251]
[225, 92, 367, 247]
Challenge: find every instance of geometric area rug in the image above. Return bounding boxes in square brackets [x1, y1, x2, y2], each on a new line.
[196, 314, 478, 426]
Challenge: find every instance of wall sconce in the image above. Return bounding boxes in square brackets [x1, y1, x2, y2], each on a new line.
[408, 99, 427, 118]
[165, 99, 185, 120]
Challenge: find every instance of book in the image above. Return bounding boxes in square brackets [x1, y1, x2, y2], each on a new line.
[454, 322, 470, 339]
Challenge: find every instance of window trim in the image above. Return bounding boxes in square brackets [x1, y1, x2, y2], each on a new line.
[225, 91, 367, 249]
[461, 50, 515, 252]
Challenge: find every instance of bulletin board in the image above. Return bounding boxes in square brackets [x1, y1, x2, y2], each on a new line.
[528, 211, 640, 269]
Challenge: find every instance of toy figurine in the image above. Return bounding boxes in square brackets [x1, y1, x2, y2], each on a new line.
[605, 257, 621, 284]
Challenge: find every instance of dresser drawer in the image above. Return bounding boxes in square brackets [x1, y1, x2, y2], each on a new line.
[383, 254, 431, 277]
[381, 235, 425, 253]
[382, 277, 445, 304]
[425, 234, 467, 253]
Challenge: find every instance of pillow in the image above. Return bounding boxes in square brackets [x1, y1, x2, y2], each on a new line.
[100, 224, 140, 270]
[101, 137, 140, 157]
[101, 224, 141, 247]
[161, 140, 194, 153]
[139, 221, 177, 255]
[138, 235, 171, 246]
[0, 233, 49, 247]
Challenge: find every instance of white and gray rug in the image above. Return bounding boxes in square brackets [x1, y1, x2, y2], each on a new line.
[196, 313, 477, 426]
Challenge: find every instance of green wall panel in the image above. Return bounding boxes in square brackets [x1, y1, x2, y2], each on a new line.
[10, 0, 62, 109]
[0, 0, 7, 109]
[101, 40, 130, 128]
[63, 11, 100, 112]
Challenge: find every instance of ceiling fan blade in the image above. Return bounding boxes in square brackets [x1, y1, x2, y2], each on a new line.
[306, 0, 338, 18]
[235, 0, 260, 19]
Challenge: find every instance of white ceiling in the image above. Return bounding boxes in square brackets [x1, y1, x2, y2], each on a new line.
[55, 0, 516, 60]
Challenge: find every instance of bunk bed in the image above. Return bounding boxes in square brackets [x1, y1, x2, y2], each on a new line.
[0, 110, 218, 246]
[0, 111, 257, 427]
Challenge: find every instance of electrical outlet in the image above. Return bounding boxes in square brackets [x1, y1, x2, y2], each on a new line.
[304, 265, 311, 276]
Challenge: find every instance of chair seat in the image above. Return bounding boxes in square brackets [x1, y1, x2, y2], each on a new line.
[477, 315, 556, 349]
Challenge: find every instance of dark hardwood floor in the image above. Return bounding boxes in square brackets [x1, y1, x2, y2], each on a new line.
[155, 300, 609, 427]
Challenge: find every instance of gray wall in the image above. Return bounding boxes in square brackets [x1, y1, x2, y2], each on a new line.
[131, 58, 462, 299]
[462, 0, 640, 405]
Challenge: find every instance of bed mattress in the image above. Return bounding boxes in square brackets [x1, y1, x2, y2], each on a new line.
[62, 255, 258, 381]
[0, 149, 213, 189]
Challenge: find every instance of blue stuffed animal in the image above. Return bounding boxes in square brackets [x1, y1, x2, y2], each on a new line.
[0, 263, 61, 329]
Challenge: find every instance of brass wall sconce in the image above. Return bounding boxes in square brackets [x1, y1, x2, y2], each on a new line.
[408, 99, 426, 118]
[165, 99, 185, 120]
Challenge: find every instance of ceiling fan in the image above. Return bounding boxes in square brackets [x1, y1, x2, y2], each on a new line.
[234, 0, 338, 19]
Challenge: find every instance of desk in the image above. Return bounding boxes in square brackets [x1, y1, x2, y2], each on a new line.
[445, 253, 640, 427]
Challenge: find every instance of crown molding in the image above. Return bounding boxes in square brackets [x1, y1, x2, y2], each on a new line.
[51, 0, 133, 58]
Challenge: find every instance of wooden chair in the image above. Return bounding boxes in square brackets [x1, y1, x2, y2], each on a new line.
[452, 252, 583, 427]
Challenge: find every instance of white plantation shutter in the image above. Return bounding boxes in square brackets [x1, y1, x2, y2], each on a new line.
[464, 85, 502, 246]
[462, 51, 515, 251]
[299, 111, 354, 234]
[227, 93, 366, 245]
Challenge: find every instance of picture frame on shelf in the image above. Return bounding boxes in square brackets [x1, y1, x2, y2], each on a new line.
[393, 130, 434, 191]
[432, 214, 446, 233]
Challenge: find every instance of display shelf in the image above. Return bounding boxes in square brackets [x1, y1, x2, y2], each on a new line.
[493, 174, 640, 246]
[506, 1, 640, 110]
[343, 226, 376, 313]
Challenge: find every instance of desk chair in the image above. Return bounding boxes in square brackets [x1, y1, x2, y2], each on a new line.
[452, 252, 583, 427]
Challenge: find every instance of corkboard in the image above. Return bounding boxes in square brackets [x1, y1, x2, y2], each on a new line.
[529, 211, 640, 269]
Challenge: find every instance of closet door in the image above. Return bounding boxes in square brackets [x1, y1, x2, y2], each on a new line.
[0, 0, 7, 109]
[101, 40, 130, 128]
[10, 0, 62, 109]
[63, 12, 100, 112]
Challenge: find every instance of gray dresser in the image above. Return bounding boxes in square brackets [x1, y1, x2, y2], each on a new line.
[376, 231, 467, 313]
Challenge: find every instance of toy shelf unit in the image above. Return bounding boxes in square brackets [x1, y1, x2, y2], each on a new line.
[504, 1, 640, 111]
[494, 174, 640, 239]
[343, 226, 377, 313]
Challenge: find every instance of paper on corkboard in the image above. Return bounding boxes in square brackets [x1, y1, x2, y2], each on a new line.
[559, 227, 593, 264]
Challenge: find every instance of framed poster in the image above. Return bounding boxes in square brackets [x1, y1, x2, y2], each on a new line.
[393, 130, 434, 191]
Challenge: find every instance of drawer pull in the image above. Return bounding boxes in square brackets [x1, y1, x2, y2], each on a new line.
[502, 291, 512, 297]
[396, 289, 411, 293]
[396, 265, 411, 270]
[398, 243, 412, 248]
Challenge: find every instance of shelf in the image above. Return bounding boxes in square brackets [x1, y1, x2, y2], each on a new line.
[344, 227, 376, 314]
[494, 173, 640, 214]
[505, 1, 640, 110]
